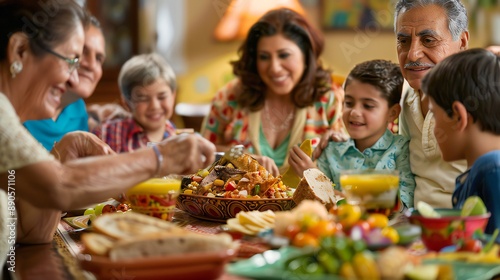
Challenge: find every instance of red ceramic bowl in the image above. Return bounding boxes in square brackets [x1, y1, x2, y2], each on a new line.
[176, 193, 296, 222]
[409, 209, 490, 251]
[79, 248, 236, 280]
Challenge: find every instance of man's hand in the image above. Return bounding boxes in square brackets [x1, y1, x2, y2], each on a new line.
[288, 145, 315, 177]
[312, 130, 349, 160]
[51, 131, 115, 163]
[157, 134, 216, 175]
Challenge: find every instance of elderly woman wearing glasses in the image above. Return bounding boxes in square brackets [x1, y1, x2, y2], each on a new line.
[0, 0, 215, 255]
[24, 15, 107, 151]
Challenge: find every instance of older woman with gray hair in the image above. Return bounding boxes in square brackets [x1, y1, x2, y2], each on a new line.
[0, 0, 214, 251]
[92, 53, 178, 153]
[394, 0, 469, 208]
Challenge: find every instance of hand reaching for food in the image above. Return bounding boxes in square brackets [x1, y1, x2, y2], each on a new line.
[254, 155, 280, 177]
[51, 131, 115, 162]
[288, 145, 315, 179]
[157, 134, 216, 175]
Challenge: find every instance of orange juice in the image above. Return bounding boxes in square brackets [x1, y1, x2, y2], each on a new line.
[126, 178, 181, 221]
[340, 170, 399, 213]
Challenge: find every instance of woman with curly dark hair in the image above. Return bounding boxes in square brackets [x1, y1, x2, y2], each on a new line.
[201, 8, 344, 176]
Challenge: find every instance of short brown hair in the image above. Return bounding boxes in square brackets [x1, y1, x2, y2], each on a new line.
[345, 60, 403, 107]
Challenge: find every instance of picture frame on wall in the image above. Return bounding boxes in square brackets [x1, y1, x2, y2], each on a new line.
[320, 0, 395, 31]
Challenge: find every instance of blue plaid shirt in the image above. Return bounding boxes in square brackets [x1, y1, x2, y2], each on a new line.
[317, 129, 416, 208]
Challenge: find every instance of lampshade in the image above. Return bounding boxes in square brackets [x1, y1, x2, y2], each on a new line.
[214, 0, 305, 41]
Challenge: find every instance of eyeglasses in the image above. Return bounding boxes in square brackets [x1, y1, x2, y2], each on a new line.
[40, 46, 80, 73]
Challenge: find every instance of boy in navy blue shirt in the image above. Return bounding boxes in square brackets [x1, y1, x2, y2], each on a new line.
[422, 48, 500, 234]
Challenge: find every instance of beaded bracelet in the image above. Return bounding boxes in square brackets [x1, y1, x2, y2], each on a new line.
[152, 145, 163, 176]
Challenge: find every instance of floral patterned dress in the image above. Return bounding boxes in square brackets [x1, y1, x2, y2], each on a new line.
[201, 79, 345, 172]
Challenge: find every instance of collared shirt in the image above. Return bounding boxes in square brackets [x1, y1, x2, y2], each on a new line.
[92, 117, 176, 153]
[317, 129, 416, 208]
[400, 88, 466, 208]
[24, 99, 89, 151]
[201, 78, 345, 173]
[453, 151, 500, 235]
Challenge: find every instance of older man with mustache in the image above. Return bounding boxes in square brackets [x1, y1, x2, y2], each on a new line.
[394, 0, 469, 208]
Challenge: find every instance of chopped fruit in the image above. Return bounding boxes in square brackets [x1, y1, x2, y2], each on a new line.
[337, 204, 362, 228]
[366, 213, 389, 229]
[381, 227, 399, 244]
[307, 220, 338, 238]
[292, 232, 319, 247]
[102, 204, 117, 214]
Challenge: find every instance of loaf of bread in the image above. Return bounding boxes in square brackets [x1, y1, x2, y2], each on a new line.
[81, 232, 116, 256]
[108, 232, 235, 260]
[82, 212, 237, 260]
[292, 168, 340, 210]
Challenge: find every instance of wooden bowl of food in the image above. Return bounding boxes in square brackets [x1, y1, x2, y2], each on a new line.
[177, 150, 296, 221]
[176, 194, 295, 222]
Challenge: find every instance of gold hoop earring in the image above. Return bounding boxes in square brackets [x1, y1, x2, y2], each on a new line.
[10, 61, 23, 78]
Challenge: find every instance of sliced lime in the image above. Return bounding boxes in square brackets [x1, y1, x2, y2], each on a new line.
[417, 201, 441, 218]
[461, 196, 487, 217]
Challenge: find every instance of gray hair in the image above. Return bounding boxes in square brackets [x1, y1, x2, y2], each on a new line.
[394, 0, 468, 41]
[118, 53, 176, 102]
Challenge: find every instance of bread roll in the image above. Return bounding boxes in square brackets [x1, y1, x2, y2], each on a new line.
[292, 168, 339, 210]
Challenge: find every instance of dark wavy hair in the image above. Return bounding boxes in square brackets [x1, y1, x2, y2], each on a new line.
[0, 0, 85, 61]
[232, 8, 332, 111]
[422, 48, 500, 134]
[345, 60, 403, 107]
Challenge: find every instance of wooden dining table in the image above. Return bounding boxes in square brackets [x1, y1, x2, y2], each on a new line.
[7, 209, 256, 280]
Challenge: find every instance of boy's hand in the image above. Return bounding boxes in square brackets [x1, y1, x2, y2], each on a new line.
[312, 131, 349, 160]
[289, 145, 315, 177]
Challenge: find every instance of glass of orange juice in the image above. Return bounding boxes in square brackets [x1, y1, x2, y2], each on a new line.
[126, 177, 181, 221]
[339, 169, 400, 216]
